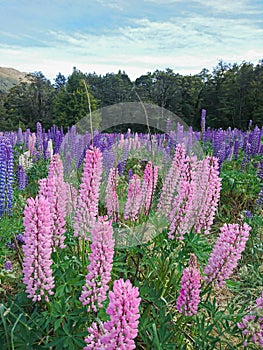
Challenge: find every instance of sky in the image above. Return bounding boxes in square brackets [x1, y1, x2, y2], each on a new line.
[0, 0, 263, 82]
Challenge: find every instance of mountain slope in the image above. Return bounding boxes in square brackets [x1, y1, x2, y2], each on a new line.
[0, 67, 28, 94]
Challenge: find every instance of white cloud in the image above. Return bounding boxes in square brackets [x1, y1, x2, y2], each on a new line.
[96, 0, 124, 10]
[145, 0, 263, 14]
[1, 6, 262, 81]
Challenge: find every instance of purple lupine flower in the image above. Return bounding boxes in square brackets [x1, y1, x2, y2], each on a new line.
[250, 126, 261, 156]
[204, 223, 251, 287]
[17, 127, 24, 145]
[176, 254, 201, 316]
[16, 165, 28, 191]
[35, 122, 43, 158]
[237, 291, 263, 347]
[233, 140, 239, 160]
[4, 260, 13, 271]
[256, 187, 263, 207]
[166, 118, 171, 135]
[6, 242, 15, 250]
[80, 218, 114, 312]
[103, 148, 115, 176]
[85, 278, 141, 350]
[74, 147, 103, 239]
[141, 161, 158, 216]
[16, 233, 25, 244]
[0, 137, 14, 216]
[176, 122, 184, 144]
[22, 196, 55, 302]
[201, 109, 206, 133]
[128, 169, 133, 180]
[257, 160, 263, 180]
[248, 119, 253, 129]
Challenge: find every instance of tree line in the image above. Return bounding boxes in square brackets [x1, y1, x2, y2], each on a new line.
[0, 61, 262, 132]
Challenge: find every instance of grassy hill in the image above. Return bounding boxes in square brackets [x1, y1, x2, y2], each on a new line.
[0, 67, 28, 94]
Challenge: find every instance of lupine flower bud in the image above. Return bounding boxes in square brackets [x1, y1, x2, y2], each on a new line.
[204, 223, 251, 286]
[80, 218, 114, 312]
[176, 254, 201, 316]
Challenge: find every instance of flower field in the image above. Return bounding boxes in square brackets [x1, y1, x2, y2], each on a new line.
[0, 118, 263, 349]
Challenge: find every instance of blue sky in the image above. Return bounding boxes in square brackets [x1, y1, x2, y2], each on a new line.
[0, 0, 262, 81]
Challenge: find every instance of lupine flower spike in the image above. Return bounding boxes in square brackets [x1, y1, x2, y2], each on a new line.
[74, 147, 103, 239]
[84, 278, 141, 350]
[204, 223, 251, 286]
[80, 218, 114, 312]
[22, 196, 55, 302]
[176, 254, 201, 316]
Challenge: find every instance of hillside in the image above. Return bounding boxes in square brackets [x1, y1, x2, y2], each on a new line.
[0, 67, 28, 94]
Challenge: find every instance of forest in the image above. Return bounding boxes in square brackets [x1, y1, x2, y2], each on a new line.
[0, 60, 263, 132]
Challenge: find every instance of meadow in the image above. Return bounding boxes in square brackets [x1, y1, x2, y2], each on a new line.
[0, 118, 263, 349]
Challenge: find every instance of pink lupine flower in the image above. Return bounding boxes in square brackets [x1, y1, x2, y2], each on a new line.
[28, 133, 36, 155]
[84, 278, 141, 349]
[74, 147, 103, 239]
[237, 291, 263, 347]
[168, 157, 196, 240]
[47, 154, 67, 248]
[157, 144, 186, 217]
[124, 174, 142, 221]
[193, 157, 221, 234]
[65, 182, 78, 216]
[141, 162, 158, 216]
[204, 223, 251, 286]
[79, 218, 114, 312]
[22, 196, 54, 302]
[176, 254, 201, 316]
[84, 322, 104, 350]
[105, 167, 119, 221]
[38, 154, 67, 248]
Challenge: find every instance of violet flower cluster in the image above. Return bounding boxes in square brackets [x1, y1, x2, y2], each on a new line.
[79, 218, 115, 312]
[16, 165, 28, 191]
[204, 223, 251, 287]
[176, 254, 201, 316]
[84, 278, 141, 350]
[0, 136, 14, 216]
[74, 147, 103, 239]
[22, 196, 55, 302]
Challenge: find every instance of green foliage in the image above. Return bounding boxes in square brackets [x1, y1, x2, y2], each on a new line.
[1, 60, 263, 131]
[1, 130, 263, 349]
